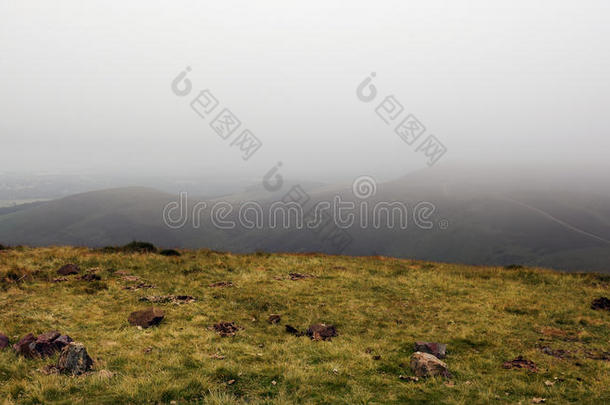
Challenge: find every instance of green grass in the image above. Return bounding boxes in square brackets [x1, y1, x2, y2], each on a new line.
[0, 247, 609, 404]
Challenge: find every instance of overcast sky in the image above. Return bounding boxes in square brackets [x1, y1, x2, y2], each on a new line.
[1, 0, 609, 183]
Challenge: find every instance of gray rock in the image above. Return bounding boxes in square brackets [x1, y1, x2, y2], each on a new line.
[57, 343, 93, 375]
[410, 352, 449, 377]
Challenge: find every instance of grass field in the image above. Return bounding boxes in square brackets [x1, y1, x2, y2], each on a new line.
[0, 246, 609, 404]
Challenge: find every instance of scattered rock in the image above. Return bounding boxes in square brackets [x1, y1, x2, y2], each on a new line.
[209, 281, 233, 288]
[0, 333, 9, 349]
[285, 325, 302, 336]
[532, 398, 546, 404]
[399, 375, 419, 382]
[159, 249, 181, 257]
[122, 275, 140, 282]
[210, 353, 225, 360]
[53, 277, 69, 282]
[13, 333, 36, 357]
[139, 295, 195, 304]
[57, 342, 93, 375]
[80, 273, 102, 281]
[57, 264, 80, 275]
[128, 307, 165, 328]
[227, 379, 236, 385]
[591, 297, 610, 311]
[212, 322, 242, 337]
[143, 346, 153, 354]
[267, 314, 281, 324]
[115, 270, 131, 276]
[502, 356, 538, 372]
[306, 324, 338, 341]
[414, 342, 447, 359]
[372, 355, 381, 360]
[410, 352, 450, 377]
[289, 273, 314, 281]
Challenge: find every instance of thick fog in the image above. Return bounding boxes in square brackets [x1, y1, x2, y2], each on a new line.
[1, 0, 609, 184]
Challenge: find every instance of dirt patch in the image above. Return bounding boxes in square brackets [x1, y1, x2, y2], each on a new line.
[139, 295, 195, 304]
[209, 281, 233, 288]
[502, 356, 538, 372]
[212, 322, 242, 337]
[591, 297, 610, 311]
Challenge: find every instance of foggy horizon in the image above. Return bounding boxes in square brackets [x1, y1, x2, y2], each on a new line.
[2, 0, 610, 185]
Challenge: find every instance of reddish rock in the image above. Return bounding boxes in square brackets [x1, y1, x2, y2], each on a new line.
[306, 324, 338, 341]
[53, 335, 73, 350]
[414, 342, 447, 359]
[13, 333, 37, 357]
[57, 264, 80, 275]
[0, 333, 9, 349]
[34, 331, 61, 357]
[128, 307, 165, 328]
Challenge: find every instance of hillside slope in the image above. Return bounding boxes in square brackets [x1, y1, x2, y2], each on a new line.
[0, 247, 608, 404]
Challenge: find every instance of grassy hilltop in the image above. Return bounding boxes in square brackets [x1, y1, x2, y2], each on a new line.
[0, 246, 609, 404]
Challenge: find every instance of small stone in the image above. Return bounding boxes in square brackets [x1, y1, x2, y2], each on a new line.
[532, 398, 546, 404]
[53, 335, 74, 350]
[306, 324, 338, 341]
[410, 352, 449, 378]
[128, 307, 165, 328]
[0, 333, 9, 349]
[227, 379, 235, 385]
[591, 297, 610, 311]
[267, 314, 281, 324]
[414, 342, 447, 359]
[544, 380, 554, 386]
[57, 264, 80, 275]
[399, 375, 419, 382]
[271, 380, 277, 385]
[81, 273, 101, 281]
[57, 342, 93, 375]
[97, 369, 115, 379]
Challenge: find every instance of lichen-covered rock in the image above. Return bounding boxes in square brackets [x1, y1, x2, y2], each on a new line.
[57, 343, 93, 375]
[410, 352, 449, 377]
[128, 307, 165, 328]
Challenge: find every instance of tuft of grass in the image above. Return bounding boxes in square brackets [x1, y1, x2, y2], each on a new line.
[0, 247, 608, 404]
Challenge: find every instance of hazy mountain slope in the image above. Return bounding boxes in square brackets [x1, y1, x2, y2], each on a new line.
[1, 169, 609, 272]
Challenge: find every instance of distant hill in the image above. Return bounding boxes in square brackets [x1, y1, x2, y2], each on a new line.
[1, 168, 609, 272]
